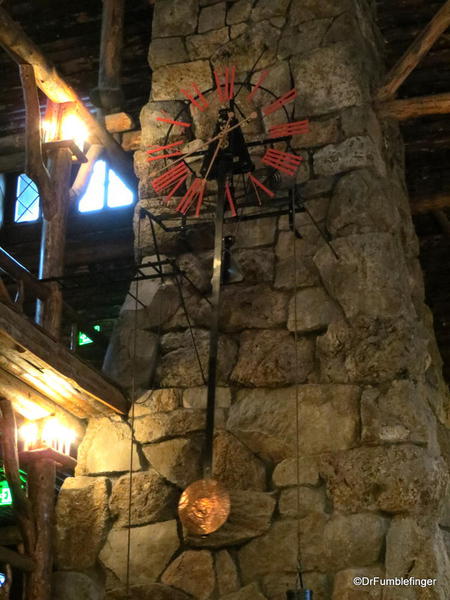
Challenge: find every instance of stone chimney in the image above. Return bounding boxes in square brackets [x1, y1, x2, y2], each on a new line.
[54, 2, 450, 599]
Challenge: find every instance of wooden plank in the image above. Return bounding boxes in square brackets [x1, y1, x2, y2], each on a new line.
[98, 0, 125, 113]
[0, 302, 128, 416]
[410, 193, 450, 214]
[378, 92, 450, 120]
[0, 6, 136, 191]
[0, 151, 24, 172]
[376, 0, 450, 102]
[122, 130, 141, 152]
[105, 112, 134, 133]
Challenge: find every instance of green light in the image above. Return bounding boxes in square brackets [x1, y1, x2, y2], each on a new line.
[0, 467, 27, 508]
[78, 325, 101, 346]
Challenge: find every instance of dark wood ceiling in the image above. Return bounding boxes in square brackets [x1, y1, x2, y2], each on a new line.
[376, 0, 450, 382]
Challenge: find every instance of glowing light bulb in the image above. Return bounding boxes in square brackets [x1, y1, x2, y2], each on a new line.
[60, 112, 89, 151]
[19, 422, 39, 451]
[42, 418, 76, 455]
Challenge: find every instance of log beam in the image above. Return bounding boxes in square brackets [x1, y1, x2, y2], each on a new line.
[0, 6, 136, 190]
[0, 546, 34, 572]
[410, 193, 450, 214]
[376, 0, 450, 102]
[378, 92, 450, 121]
[97, 0, 125, 113]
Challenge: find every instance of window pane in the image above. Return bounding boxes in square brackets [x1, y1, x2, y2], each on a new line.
[79, 160, 107, 213]
[107, 168, 134, 208]
[15, 174, 40, 223]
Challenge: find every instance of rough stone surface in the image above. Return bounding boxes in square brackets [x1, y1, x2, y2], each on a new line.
[227, 0, 252, 25]
[198, 3, 226, 32]
[272, 456, 320, 487]
[279, 486, 326, 518]
[76, 418, 140, 476]
[134, 388, 181, 416]
[212, 431, 266, 491]
[148, 37, 188, 69]
[152, 0, 198, 37]
[221, 584, 267, 600]
[215, 551, 240, 596]
[99, 520, 179, 586]
[231, 329, 314, 386]
[234, 248, 275, 283]
[292, 115, 339, 149]
[227, 385, 360, 461]
[292, 44, 366, 116]
[53, 572, 102, 600]
[225, 217, 277, 249]
[183, 386, 231, 409]
[251, 0, 290, 21]
[332, 566, 384, 599]
[162, 550, 215, 599]
[279, 20, 331, 60]
[55, 477, 109, 570]
[186, 28, 230, 60]
[143, 435, 203, 488]
[290, 0, 352, 24]
[314, 234, 415, 321]
[157, 329, 238, 386]
[134, 408, 205, 444]
[327, 169, 401, 237]
[314, 136, 385, 177]
[105, 584, 190, 600]
[152, 60, 212, 101]
[186, 491, 275, 548]
[287, 287, 340, 333]
[220, 284, 288, 332]
[361, 380, 437, 446]
[239, 521, 297, 583]
[320, 445, 448, 515]
[139, 101, 189, 149]
[109, 470, 178, 527]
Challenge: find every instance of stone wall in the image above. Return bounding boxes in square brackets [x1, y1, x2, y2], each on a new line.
[54, 1, 450, 599]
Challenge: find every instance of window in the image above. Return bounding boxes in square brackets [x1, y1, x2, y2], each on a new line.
[15, 174, 40, 223]
[79, 160, 133, 213]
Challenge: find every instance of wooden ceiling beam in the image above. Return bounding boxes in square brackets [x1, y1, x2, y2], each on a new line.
[377, 92, 450, 120]
[376, 0, 450, 102]
[410, 192, 450, 214]
[0, 6, 136, 190]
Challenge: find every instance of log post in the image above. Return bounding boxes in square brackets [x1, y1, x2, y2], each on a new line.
[27, 459, 56, 600]
[36, 147, 72, 338]
[96, 0, 125, 114]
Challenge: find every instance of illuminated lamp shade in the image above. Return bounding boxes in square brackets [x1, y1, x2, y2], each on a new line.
[60, 111, 89, 152]
[19, 416, 76, 457]
[41, 100, 89, 159]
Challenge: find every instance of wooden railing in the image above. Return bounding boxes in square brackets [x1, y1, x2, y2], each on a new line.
[0, 246, 108, 350]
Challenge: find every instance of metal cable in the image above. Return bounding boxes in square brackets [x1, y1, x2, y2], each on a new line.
[292, 190, 305, 590]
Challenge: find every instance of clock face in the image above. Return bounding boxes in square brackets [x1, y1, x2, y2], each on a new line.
[147, 65, 309, 217]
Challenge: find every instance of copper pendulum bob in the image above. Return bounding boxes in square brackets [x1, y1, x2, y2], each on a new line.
[286, 590, 313, 599]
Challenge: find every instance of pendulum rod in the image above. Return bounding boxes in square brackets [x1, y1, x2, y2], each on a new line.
[203, 169, 227, 478]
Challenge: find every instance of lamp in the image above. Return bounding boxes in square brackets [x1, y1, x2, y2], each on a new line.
[42, 100, 89, 164]
[286, 590, 313, 599]
[19, 416, 77, 469]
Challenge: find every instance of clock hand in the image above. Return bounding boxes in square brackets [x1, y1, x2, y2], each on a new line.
[150, 111, 257, 177]
[202, 114, 233, 182]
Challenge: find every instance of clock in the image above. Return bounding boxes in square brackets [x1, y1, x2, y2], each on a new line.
[146, 65, 310, 217]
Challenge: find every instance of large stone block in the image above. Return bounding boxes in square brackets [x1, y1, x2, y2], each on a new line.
[220, 284, 288, 332]
[55, 477, 109, 570]
[185, 490, 275, 548]
[292, 44, 366, 117]
[272, 456, 320, 487]
[287, 287, 340, 333]
[162, 550, 215, 599]
[105, 584, 190, 600]
[361, 380, 437, 447]
[221, 584, 267, 600]
[134, 388, 181, 416]
[215, 550, 240, 596]
[148, 37, 189, 69]
[198, 3, 226, 32]
[239, 520, 297, 583]
[320, 445, 448, 514]
[157, 329, 238, 386]
[327, 169, 401, 237]
[225, 217, 278, 249]
[152, 0, 198, 37]
[278, 20, 332, 61]
[183, 387, 231, 409]
[134, 409, 205, 444]
[227, 385, 360, 462]
[53, 572, 102, 600]
[231, 329, 314, 387]
[250, 0, 290, 21]
[385, 518, 450, 598]
[289, 0, 352, 24]
[151, 61, 212, 101]
[279, 486, 326, 518]
[314, 234, 415, 321]
[291, 115, 339, 149]
[213, 431, 266, 491]
[140, 101, 190, 148]
[317, 316, 430, 384]
[143, 435, 203, 488]
[109, 469, 179, 527]
[234, 248, 275, 283]
[76, 418, 141, 476]
[227, 0, 252, 25]
[186, 28, 230, 60]
[314, 136, 385, 177]
[99, 520, 179, 586]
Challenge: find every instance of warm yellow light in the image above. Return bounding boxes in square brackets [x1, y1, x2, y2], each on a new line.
[12, 397, 50, 422]
[19, 422, 39, 451]
[42, 118, 58, 144]
[60, 112, 89, 151]
[19, 417, 77, 455]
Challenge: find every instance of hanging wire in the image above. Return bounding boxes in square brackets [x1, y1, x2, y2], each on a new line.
[125, 212, 143, 597]
[291, 190, 305, 591]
